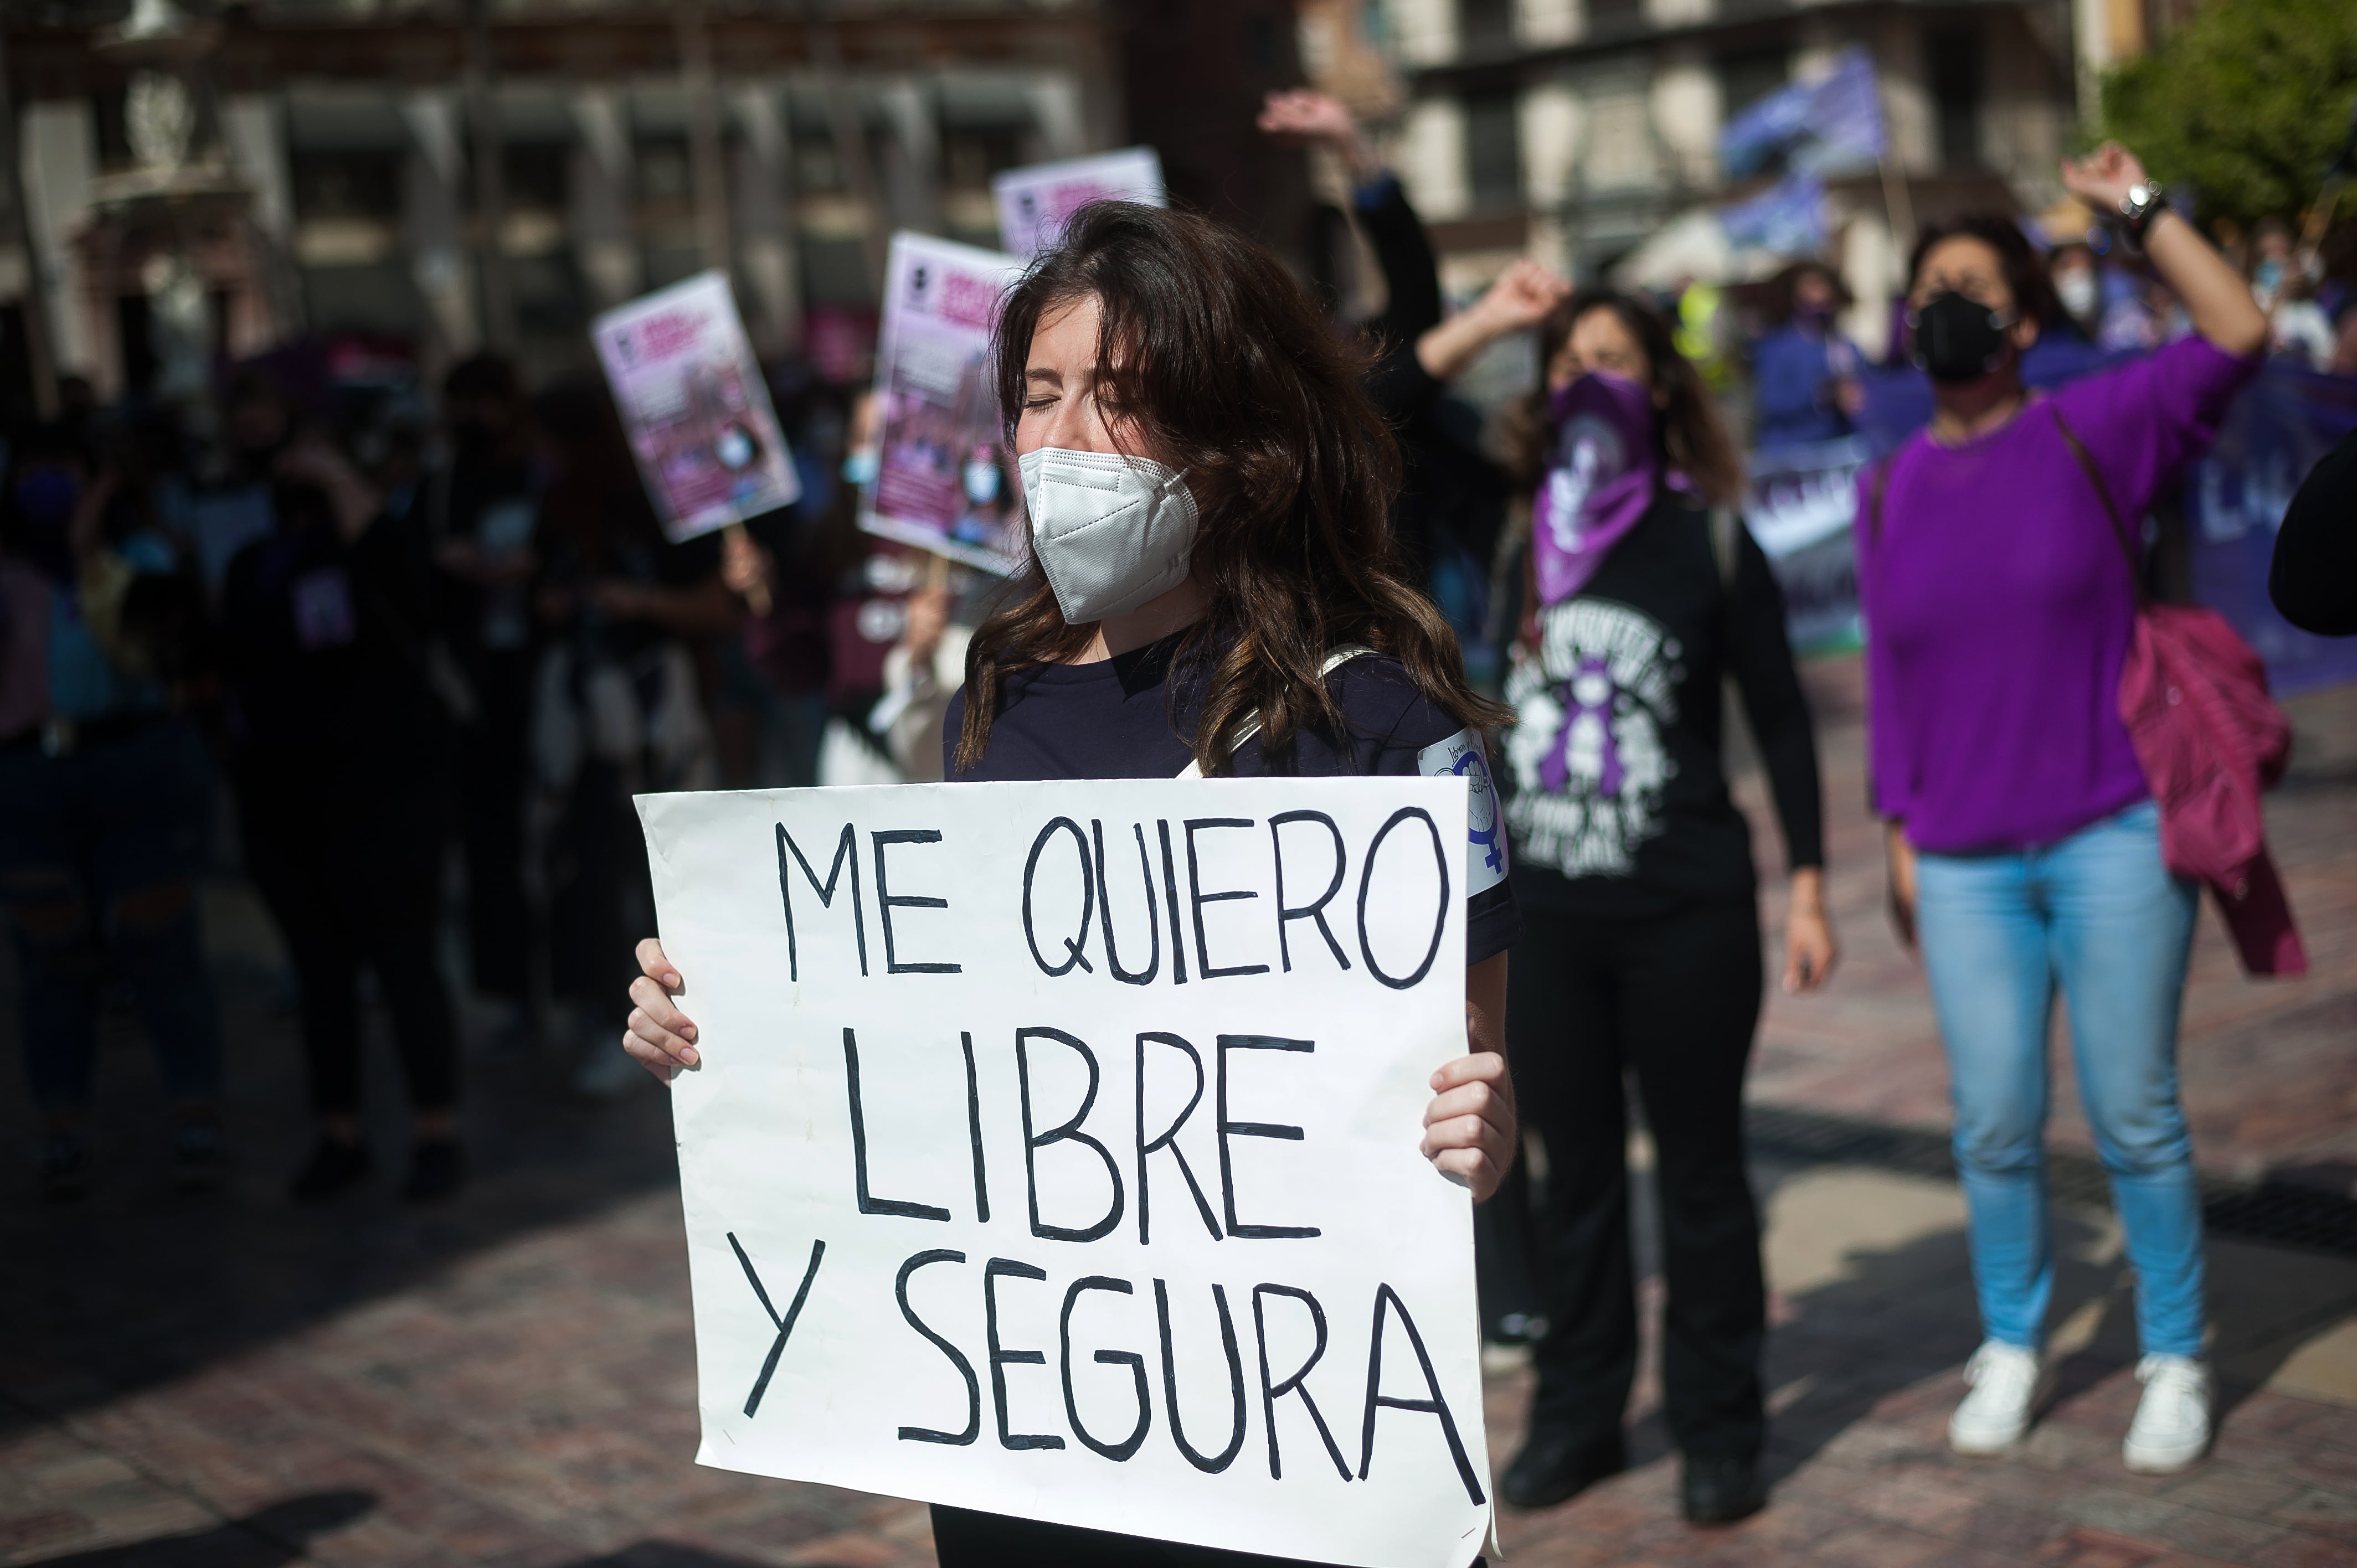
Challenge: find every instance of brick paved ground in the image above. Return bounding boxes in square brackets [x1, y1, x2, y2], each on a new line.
[1744, 660, 2357, 1194]
[5, 660, 2355, 1568]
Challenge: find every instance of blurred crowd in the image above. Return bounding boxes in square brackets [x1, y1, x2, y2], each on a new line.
[1703, 209, 2357, 461]
[0, 342, 986, 1204]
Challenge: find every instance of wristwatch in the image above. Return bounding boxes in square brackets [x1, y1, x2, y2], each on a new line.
[2116, 179, 2167, 250]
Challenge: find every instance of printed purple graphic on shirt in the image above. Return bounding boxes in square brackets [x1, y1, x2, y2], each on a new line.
[1506, 599, 1681, 879]
[1540, 658, 1626, 799]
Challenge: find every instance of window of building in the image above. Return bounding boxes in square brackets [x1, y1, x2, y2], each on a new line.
[502, 142, 570, 213]
[1459, 0, 1513, 53]
[941, 126, 1025, 192]
[1718, 46, 1789, 121]
[795, 139, 846, 195]
[1464, 90, 1522, 213]
[510, 252, 587, 340]
[1585, 0, 1644, 38]
[302, 262, 426, 338]
[801, 234, 872, 307]
[635, 136, 693, 206]
[290, 150, 404, 221]
[1926, 24, 1984, 170]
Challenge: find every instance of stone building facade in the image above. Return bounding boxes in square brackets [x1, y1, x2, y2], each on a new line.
[5, 0, 1135, 398]
[1315, 0, 2086, 339]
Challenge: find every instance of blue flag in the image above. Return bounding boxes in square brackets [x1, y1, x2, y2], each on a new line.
[1720, 172, 1826, 255]
[1718, 48, 1887, 179]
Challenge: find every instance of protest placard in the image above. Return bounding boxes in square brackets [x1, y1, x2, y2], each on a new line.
[593, 271, 801, 543]
[861, 233, 1028, 574]
[1743, 435, 1870, 653]
[636, 776, 1493, 1568]
[994, 146, 1167, 259]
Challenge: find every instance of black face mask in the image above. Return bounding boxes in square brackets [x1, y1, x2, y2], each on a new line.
[1911, 291, 2013, 384]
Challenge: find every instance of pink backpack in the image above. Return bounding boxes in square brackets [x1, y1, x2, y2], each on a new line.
[2054, 410, 2307, 976]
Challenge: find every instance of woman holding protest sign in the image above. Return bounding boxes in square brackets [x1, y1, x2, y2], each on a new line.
[1489, 289, 1831, 1524]
[1861, 142, 2266, 1474]
[622, 200, 1518, 1566]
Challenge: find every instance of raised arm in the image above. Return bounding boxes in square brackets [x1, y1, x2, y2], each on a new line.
[2062, 143, 2265, 358]
[1258, 89, 1445, 354]
[1416, 260, 1573, 385]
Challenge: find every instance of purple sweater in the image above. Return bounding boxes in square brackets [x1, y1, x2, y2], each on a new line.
[1856, 336, 2258, 853]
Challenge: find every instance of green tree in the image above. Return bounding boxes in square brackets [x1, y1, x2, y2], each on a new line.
[2101, 0, 2357, 231]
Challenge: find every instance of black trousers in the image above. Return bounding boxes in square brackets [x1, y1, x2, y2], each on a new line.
[1505, 898, 1766, 1462]
[239, 763, 459, 1118]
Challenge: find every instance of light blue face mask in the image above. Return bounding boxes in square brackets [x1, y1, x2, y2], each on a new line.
[841, 448, 880, 488]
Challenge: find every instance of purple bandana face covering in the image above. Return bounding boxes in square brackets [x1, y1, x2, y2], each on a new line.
[1532, 372, 1660, 606]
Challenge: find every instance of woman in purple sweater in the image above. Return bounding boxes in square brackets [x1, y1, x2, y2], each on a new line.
[1858, 143, 2265, 1476]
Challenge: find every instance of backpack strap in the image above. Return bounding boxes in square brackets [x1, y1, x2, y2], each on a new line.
[1176, 644, 1374, 779]
[2049, 406, 2149, 607]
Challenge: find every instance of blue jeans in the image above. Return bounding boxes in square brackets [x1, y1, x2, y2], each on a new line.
[1915, 800, 2204, 1359]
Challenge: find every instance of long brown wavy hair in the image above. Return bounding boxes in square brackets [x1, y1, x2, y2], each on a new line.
[955, 202, 1509, 776]
[1500, 287, 1744, 505]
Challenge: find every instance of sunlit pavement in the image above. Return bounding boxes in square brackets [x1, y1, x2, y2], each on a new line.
[6, 658, 2355, 1568]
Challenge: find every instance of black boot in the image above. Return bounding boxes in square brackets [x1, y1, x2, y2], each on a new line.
[289, 1137, 372, 1203]
[1680, 1452, 1766, 1525]
[1500, 1428, 1626, 1510]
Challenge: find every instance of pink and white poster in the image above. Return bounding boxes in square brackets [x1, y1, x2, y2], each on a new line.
[992, 146, 1166, 260]
[861, 233, 1027, 575]
[593, 271, 801, 543]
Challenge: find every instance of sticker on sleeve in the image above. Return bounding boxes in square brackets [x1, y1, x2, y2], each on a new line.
[1418, 728, 1509, 896]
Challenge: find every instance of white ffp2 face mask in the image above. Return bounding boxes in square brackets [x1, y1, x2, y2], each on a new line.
[1018, 446, 1200, 623]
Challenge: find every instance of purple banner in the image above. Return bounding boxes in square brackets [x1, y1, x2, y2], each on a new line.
[2182, 365, 2357, 695]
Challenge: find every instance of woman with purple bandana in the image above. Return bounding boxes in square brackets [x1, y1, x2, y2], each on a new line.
[1859, 143, 2267, 1474]
[1494, 290, 1833, 1524]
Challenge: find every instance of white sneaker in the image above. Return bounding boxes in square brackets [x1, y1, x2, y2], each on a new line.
[1949, 1340, 2045, 1454]
[2123, 1354, 2211, 1473]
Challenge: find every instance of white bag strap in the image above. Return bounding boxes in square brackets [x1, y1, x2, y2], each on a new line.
[1175, 643, 1375, 778]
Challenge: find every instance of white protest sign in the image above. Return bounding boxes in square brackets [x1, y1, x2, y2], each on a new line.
[592, 271, 801, 543]
[861, 233, 1027, 575]
[637, 777, 1492, 1568]
[994, 146, 1167, 259]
